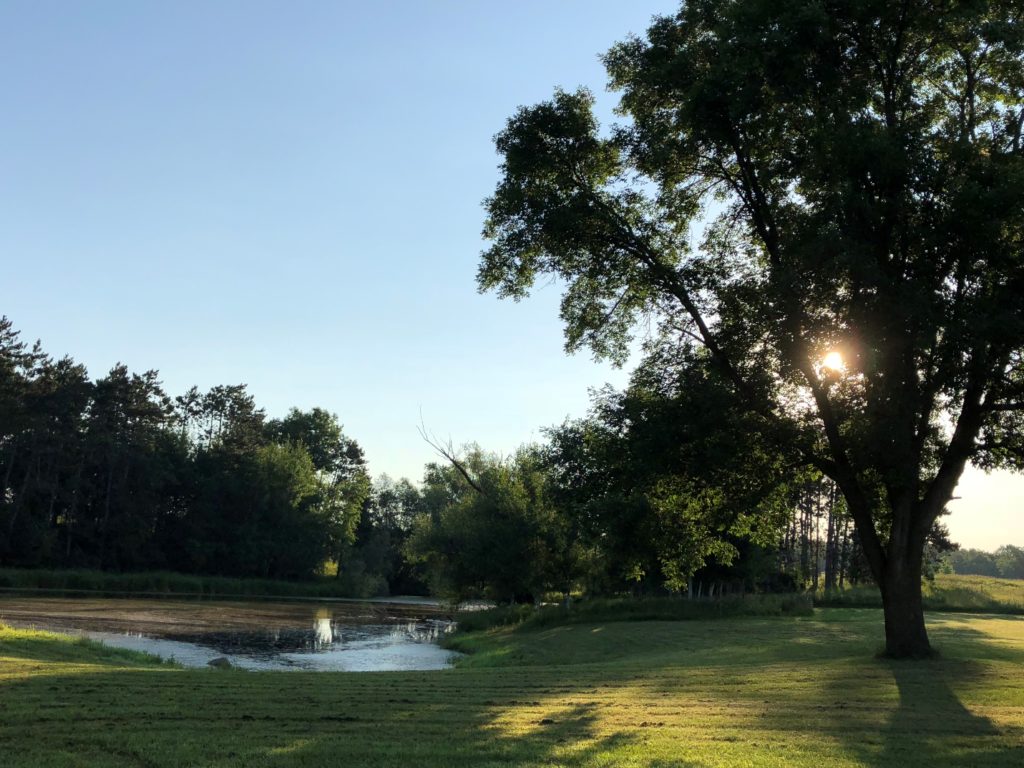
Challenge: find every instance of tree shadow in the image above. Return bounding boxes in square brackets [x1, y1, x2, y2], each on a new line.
[256, 701, 648, 768]
[852, 660, 1002, 767]
[2, 613, 1021, 767]
[0, 662, 649, 767]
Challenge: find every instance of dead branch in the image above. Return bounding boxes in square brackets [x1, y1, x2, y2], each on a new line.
[417, 416, 487, 497]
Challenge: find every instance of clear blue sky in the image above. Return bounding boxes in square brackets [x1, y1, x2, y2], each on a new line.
[1, 1, 1019, 549]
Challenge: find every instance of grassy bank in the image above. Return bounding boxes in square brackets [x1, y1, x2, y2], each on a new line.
[0, 567, 391, 601]
[2, 608, 1022, 767]
[453, 575, 1023, 636]
[0, 624, 176, 669]
[452, 592, 813, 634]
[816, 573, 1024, 615]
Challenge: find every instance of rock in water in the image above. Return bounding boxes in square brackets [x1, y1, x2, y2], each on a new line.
[207, 657, 232, 669]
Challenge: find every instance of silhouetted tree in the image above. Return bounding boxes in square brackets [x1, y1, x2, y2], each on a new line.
[480, 1, 1024, 656]
[0, 318, 373, 583]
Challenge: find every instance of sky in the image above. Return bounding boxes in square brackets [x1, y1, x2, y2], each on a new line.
[1, 1, 1019, 550]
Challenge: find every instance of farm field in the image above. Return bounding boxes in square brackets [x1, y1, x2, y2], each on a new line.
[2, 608, 1023, 767]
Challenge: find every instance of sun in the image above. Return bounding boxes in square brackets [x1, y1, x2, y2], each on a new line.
[822, 350, 845, 372]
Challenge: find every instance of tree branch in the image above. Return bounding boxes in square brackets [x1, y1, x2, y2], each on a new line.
[417, 418, 487, 497]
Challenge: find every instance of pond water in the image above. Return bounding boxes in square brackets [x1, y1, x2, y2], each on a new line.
[0, 596, 461, 671]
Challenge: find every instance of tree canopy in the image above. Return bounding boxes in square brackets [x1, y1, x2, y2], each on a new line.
[0, 317, 370, 581]
[480, 0, 1024, 656]
[407, 446, 583, 602]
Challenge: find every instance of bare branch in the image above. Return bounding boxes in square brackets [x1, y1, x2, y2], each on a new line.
[417, 415, 487, 497]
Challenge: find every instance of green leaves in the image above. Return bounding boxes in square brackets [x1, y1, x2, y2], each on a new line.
[480, 3, 1023, 650]
[480, 0, 1024, 532]
[0, 317, 372, 581]
[406, 446, 584, 602]
[481, 88, 688, 364]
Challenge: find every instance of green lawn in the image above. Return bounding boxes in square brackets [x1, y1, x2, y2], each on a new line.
[2, 609, 1022, 767]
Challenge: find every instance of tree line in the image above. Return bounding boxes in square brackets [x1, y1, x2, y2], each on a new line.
[947, 546, 1024, 580]
[2, 314, 1011, 604]
[405, 351, 959, 604]
[0, 317, 371, 581]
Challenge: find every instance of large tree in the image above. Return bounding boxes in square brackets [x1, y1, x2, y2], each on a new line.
[480, 0, 1024, 656]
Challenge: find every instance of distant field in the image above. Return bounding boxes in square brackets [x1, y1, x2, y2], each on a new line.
[932, 574, 1024, 610]
[2, 608, 1022, 767]
[816, 573, 1024, 614]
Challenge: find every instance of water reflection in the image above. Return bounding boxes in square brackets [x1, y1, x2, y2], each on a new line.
[314, 613, 333, 647]
[1, 597, 459, 672]
[132, 617, 459, 670]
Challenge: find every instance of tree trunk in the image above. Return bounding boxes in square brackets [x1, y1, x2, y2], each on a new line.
[64, 459, 83, 564]
[824, 497, 836, 591]
[6, 453, 37, 539]
[98, 463, 115, 570]
[838, 517, 849, 589]
[841, 486, 933, 657]
[47, 438, 65, 528]
[3, 438, 18, 492]
[876, 499, 932, 658]
[880, 555, 930, 658]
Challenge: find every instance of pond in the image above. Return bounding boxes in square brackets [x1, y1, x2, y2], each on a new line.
[0, 595, 461, 671]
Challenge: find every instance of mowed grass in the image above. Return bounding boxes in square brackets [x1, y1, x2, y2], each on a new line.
[2, 610, 1023, 767]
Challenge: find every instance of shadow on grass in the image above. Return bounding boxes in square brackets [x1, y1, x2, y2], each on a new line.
[849, 659, 1014, 768]
[827, 619, 1021, 767]
[0, 667, 648, 767]
[2, 613, 1020, 767]
[259, 702, 652, 768]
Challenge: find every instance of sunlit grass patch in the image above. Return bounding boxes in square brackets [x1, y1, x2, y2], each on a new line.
[930, 574, 1024, 611]
[1, 610, 1021, 767]
[0, 622, 172, 672]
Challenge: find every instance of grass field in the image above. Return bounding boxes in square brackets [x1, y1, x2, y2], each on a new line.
[452, 593, 813, 633]
[816, 573, 1024, 614]
[2, 608, 1022, 767]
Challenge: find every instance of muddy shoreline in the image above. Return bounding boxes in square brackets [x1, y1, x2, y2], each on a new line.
[0, 596, 462, 670]
[0, 595, 451, 637]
